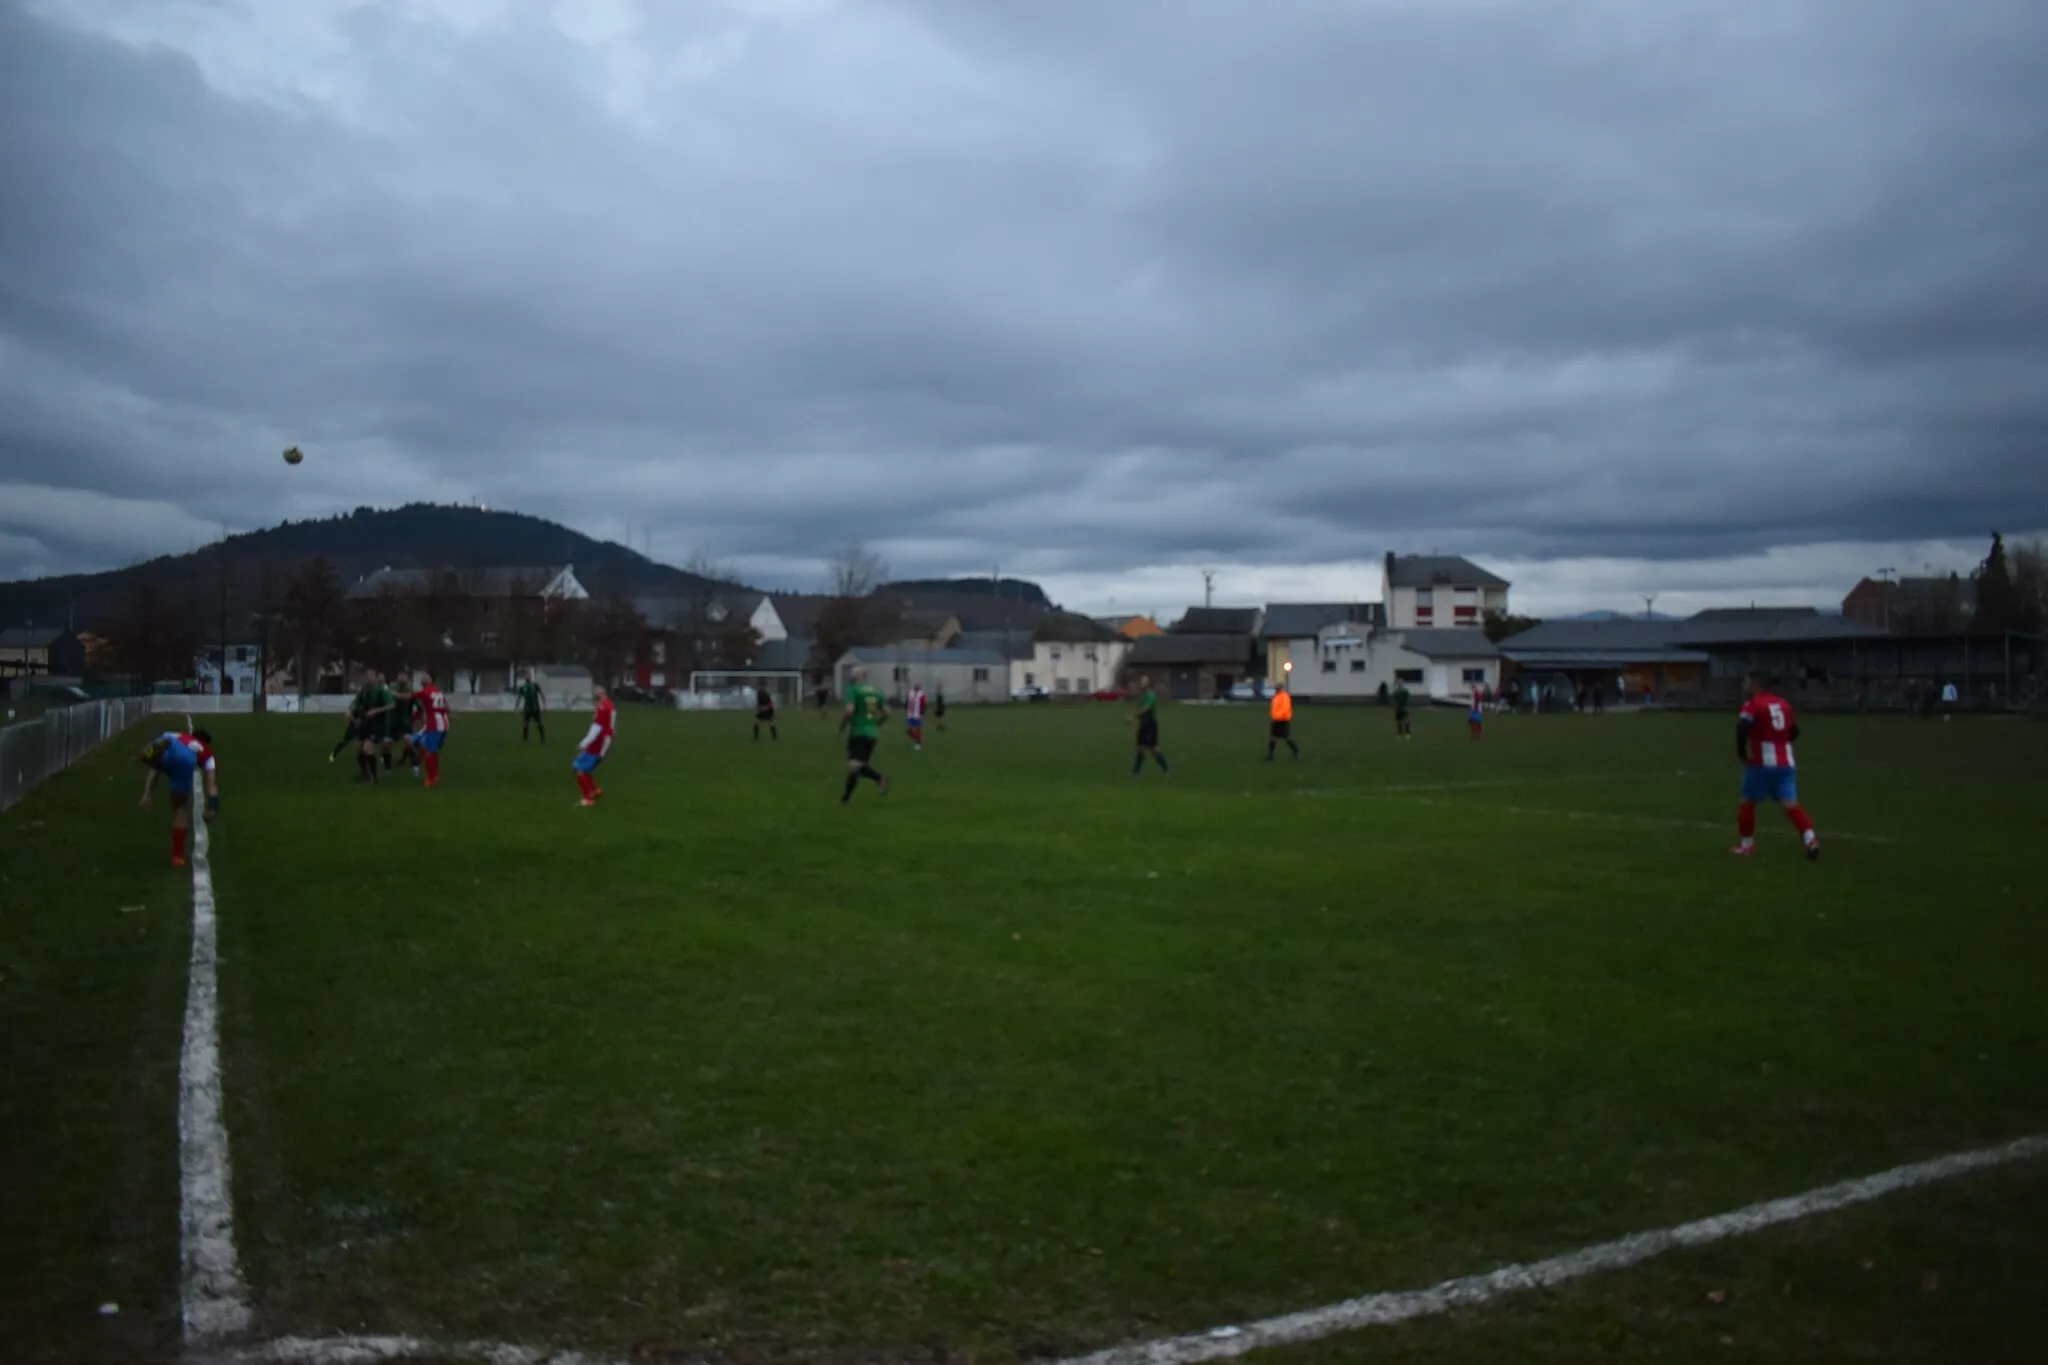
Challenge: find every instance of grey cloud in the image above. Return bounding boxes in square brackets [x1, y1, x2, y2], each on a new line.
[2, 0, 2045, 602]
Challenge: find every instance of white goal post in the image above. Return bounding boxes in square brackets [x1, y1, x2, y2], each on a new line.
[682, 670, 808, 710]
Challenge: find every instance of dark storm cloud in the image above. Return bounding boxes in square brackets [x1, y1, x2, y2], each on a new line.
[1, 0, 2044, 603]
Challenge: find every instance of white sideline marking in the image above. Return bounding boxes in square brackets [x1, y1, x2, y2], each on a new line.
[1053, 1133, 2048, 1365]
[181, 815, 253, 1342]
[215, 1336, 625, 1364]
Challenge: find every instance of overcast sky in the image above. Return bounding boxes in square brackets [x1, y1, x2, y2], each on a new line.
[3, 0, 2044, 618]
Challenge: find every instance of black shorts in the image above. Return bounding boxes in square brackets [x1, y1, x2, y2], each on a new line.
[522, 707, 543, 724]
[846, 735, 877, 763]
[1394, 710, 1410, 724]
[1137, 719, 1160, 748]
[1270, 720, 1291, 739]
[756, 708, 775, 722]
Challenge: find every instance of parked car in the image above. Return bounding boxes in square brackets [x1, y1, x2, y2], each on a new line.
[1227, 680, 1276, 701]
[1092, 688, 1125, 702]
[1012, 684, 1051, 703]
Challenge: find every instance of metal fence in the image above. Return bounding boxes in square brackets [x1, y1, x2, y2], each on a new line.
[0, 696, 164, 815]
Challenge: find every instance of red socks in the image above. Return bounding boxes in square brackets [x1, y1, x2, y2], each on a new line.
[576, 772, 596, 800]
[171, 827, 188, 862]
[1737, 802, 1758, 839]
[424, 753, 440, 783]
[1787, 804, 1815, 837]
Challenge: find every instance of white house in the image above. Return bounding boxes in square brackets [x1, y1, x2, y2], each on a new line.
[1261, 603, 1386, 696]
[1013, 613, 1129, 696]
[1265, 617, 1500, 702]
[835, 647, 1011, 703]
[1381, 554, 1510, 630]
[1377, 629, 1502, 700]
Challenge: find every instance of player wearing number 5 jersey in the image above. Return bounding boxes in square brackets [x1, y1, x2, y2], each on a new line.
[573, 687, 616, 807]
[1733, 671, 1820, 860]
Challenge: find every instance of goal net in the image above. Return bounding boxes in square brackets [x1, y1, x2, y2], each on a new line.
[684, 670, 807, 710]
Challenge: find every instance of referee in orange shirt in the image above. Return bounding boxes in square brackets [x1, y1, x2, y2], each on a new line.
[1265, 680, 1300, 760]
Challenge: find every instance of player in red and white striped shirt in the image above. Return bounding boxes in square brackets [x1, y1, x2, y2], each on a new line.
[574, 687, 616, 807]
[1733, 672, 1820, 860]
[413, 673, 451, 787]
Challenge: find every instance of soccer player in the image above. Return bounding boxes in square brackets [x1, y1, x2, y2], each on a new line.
[1733, 671, 1821, 860]
[573, 686, 616, 807]
[384, 672, 416, 773]
[349, 671, 393, 784]
[139, 729, 219, 867]
[517, 670, 546, 743]
[934, 688, 948, 732]
[328, 711, 359, 763]
[1392, 682, 1413, 739]
[753, 685, 778, 742]
[905, 684, 926, 750]
[838, 666, 890, 803]
[1265, 682, 1298, 760]
[1468, 688, 1485, 739]
[414, 671, 451, 787]
[1131, 675, 1170, 776]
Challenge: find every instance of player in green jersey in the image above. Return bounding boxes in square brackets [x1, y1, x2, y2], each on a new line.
[1130, 674, 1170, 776]
[384, 672, 417, 773]
[349, 671, 394, 784]
[516, 671, 546, 742]
[836, 666, 890, 803]
[1393, 682, 1413, 739]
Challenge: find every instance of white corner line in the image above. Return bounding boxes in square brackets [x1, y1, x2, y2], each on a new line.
[1050, 1133, 2048, 1365]
[182, 814, 254, 1343]
[191, 1136, 2048, 1365]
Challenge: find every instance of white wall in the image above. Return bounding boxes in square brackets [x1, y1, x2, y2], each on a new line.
[1284, 629, 1499, 700]
[1012, 638, 1128, 695]
[750, 597, 787, 643]
[1381, 575, 1511, 629]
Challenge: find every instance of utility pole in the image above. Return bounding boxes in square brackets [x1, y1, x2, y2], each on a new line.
[1876, 566, 1896, 633]
[1642, 593, 1658, 622]
[1202, 569, 1216, 609]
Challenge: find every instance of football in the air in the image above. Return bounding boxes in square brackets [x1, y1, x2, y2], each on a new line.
[283, 445, 305, 465]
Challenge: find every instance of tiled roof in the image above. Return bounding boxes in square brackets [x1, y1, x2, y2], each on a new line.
[1384, 555, 1509, 589]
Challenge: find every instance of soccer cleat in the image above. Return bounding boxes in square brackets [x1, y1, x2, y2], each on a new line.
[1806, 841, 1821, 862]
[579, 797, 597, 808]
[171, 856, 187, 868]
[1728, 844, 1755, 857]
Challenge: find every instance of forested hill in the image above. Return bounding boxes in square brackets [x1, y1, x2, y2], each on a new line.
[0, 504, 738, 631]
[879, 577, 1052, 607]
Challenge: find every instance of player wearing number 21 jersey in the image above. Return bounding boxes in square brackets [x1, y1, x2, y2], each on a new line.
[573, 687, 615, 807]
[414, 674, 451, 787]
[1733, 671, 1820, 861]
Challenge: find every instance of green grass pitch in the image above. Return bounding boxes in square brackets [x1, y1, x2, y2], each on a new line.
[4, 702, 2046, 1363]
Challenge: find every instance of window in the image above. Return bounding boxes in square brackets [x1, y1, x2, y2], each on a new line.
[1322, 659, 1337, 673]
[1056, 678, 1070, 693]
[1396, 668, 1424, 683]
[1084, 648, 1097, 661]
[1051, 648, 1063, 661]
[1462, 668, 1486, 683]
[893, 666, 909, 682]
[651, 640, 666, 664]
[1415, 588, 1434, 607]
[972, 667, 989, 682]
[1351, 659, 1366, 673]
[1025, 672, 1035, 686]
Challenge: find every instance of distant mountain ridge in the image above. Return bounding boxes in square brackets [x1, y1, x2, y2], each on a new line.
[0, 504, 740, 631]
[1569, 609, 1680, 622]
[879, 577, 1052, 607]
